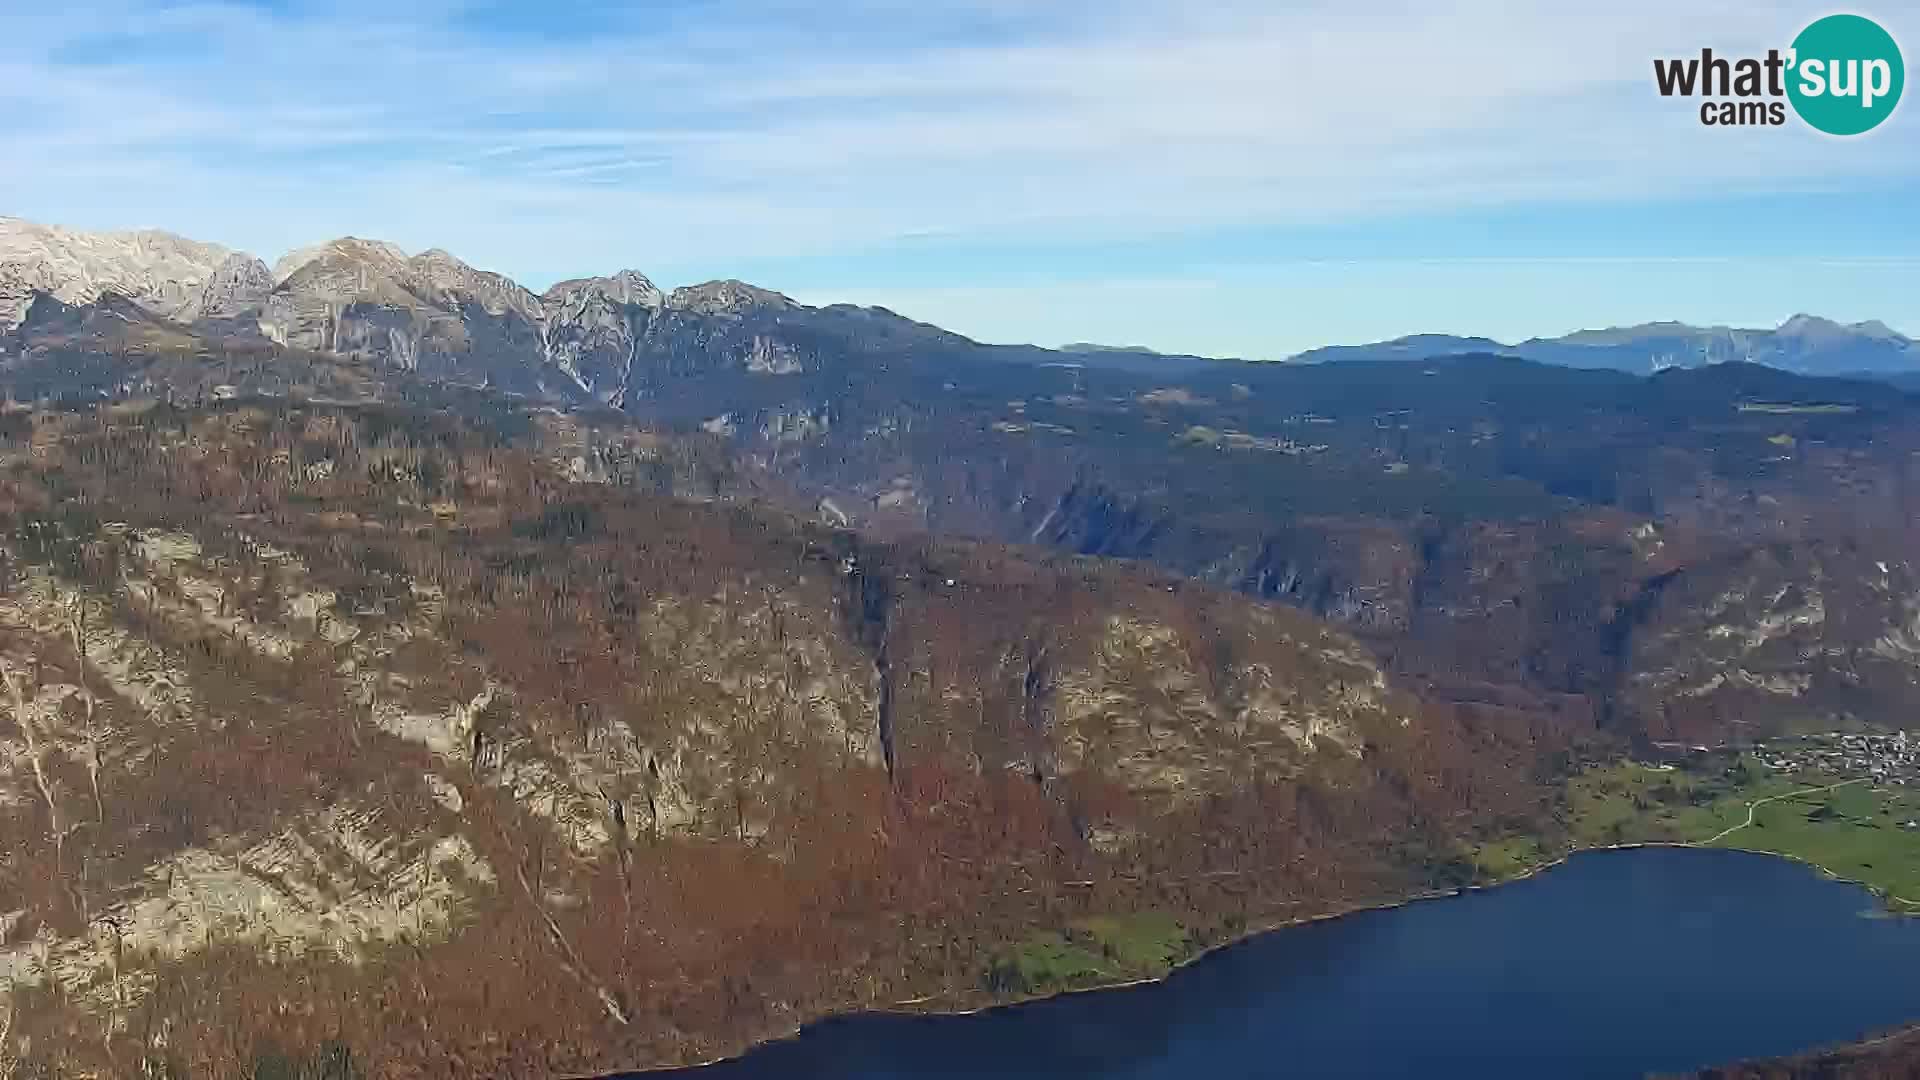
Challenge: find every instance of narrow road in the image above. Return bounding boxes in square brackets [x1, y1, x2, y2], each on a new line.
[1703, 777, 1868, 845]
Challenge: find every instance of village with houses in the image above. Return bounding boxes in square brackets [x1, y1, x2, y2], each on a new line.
[1753, 731, 1920, 788]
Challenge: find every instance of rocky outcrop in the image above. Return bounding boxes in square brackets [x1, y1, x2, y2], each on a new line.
[538, 271, 664, 402]
[256, 237, 419, 353]
[545, 269, 665, 312]
[1624, 547, 1920, 740]
[0, 216, 242, 329]
[251, 239, 561, 394]
[666, 279, 794, 317]
[407, 247, 544, 321]
[175, 252, 274, 322]
[0, 260, 57, 333]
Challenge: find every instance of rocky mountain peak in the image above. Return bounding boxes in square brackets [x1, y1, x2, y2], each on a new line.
[271, 244, 325, 285]
[405, 247, 542, 319]
[542, 269, 665, 310]
[1778, 313, 1846, 337]
[667, 279, 795, 316]
[407, 247, 495, 283]
[272, 237, 409, 287]
[1774, 313, 1916, 352]
[315, 236, 410, 270]
[266, 238, 418, 317]
[1303, 314, 1917, 375]
[1852, 319, 1907, 342]
[0, 215, 244, 328]
[177, 252, 275, 322]
[1557, 320, 1701, 345]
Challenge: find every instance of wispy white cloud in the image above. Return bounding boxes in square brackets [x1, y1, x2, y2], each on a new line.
[0, 0, 1913, 291]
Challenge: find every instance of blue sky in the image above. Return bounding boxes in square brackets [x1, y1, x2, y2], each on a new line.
[1, 0, 1915, 358]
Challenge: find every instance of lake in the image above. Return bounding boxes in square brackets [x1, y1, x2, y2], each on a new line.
[634, 848, 1920, 1079]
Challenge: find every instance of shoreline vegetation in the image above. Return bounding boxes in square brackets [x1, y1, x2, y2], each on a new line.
[610, 883, 1479, 1077]
[617, 752, 1920, 1077]
[1477, 755, 1920, 908]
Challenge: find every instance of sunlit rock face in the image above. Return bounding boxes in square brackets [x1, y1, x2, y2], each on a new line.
[1624, 547, 1920, 741]
[540, 272, 665, 402]
[0, 217, 242, 329]
[176, 254, 275, 323]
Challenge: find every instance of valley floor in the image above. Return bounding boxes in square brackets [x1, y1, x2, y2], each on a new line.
[1475, 752, 1920, 908]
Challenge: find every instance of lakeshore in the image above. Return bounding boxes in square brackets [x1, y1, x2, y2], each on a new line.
[625, 848, 1920, 1079]
[604, 750, 1920, 1076]
[1494, 753, 1920, 906]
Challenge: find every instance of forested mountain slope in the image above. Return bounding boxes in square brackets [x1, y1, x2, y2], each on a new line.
[0, 400, 1555, 1076]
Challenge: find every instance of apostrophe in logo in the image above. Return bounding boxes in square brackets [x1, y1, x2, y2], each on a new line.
[1653, 13, 1903, 135]
[1787, 14, 1903, 135]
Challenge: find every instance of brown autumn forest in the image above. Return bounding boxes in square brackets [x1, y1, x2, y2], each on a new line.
[0, 400, 1569, 1077]
[4, 282, 1920, 1077]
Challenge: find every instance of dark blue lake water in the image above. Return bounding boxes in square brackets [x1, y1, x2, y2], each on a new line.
[640, 848, 1920, 1079]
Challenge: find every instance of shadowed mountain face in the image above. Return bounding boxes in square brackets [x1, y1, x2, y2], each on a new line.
[1, 215, 1919, 1074]
[1294, 315, 1919, 376]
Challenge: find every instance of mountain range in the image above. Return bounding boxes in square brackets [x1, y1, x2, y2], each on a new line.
[1293, 315, 1919, 376]
[6, 216, 1914, 389]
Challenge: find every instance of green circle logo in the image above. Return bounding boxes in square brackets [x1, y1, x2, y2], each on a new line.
[1788, 14, 1904, 135]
